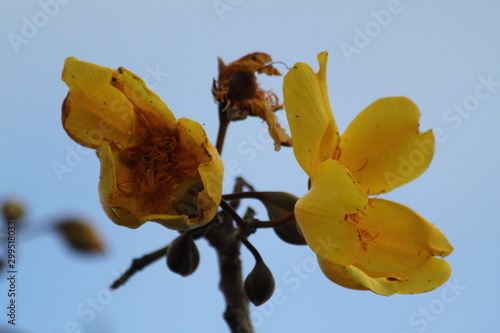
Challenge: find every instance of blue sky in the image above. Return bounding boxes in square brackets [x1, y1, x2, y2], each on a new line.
[1, 1, 500, 332]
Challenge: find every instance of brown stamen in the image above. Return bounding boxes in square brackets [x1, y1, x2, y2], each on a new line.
[112, 112, 205, 214]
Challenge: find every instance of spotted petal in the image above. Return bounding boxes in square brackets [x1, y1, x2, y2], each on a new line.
[283, 52, 339, 176]
[111, 66, 178, 130]
[295, 159, 368, 266]
[355, 199, 453, 278]
[318, 257, 398, 296]
[62, 57, 137, 149]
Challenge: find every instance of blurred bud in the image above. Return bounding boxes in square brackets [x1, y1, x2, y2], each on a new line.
[166, 232, 200, 276]
[258, 192, 306, 245]
[55, 218, 105, 254]
[244, 257, 275, 306]
[2, 199, 25, 221]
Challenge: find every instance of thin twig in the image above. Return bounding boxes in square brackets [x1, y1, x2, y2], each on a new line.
[240, 237, 262, 262]
[251, 211, 295, 228]
[219, 199, 249, 229]
[110, 245, 168, 289]
[222, 191, 281, 202]
[222, 192, 296, 228]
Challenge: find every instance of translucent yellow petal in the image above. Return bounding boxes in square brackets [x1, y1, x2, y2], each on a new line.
[295, 159, 368, 266]
[178, 118, 210, 146]
[62, 57, 136, 149]
[318, 257, 398, 296]
[197, 144, 223, 217]
[178, 117, 224, 220]
[396, 257, 452, 294]
[339, 97, 435, 194]
[97, 142, 142, 228]
[111, 66, 177, 129]
[355, 199, 453, 277]
[283, 52, 339, 175]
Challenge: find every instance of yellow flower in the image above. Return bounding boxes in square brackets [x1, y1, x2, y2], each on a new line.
[283, 52, 453, 295]
[61, 57, 223, 230]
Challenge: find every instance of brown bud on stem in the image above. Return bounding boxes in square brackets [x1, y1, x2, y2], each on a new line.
[244, 255, 275, 306]
[166, 232, 200, 277]
[259, 192, 306, 245]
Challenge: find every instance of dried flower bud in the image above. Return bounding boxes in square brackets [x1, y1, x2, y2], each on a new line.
[213, 53, 292, 150]
[166, 232, 200, 276]
[55, 218, 105, 253]
[244, 257, 275, 306]
[2, 199, 25, 222]
[259, 192, 306, 245]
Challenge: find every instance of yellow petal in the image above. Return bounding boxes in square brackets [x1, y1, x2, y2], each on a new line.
[197, 145, 223, 220]
[62, 57, 137, 149]
[339, 97, 435, 194]
[111, 66, 178, 130]
[178, 117, 210, 146]
[295, 159, 368, 266]
[396, 257, 452, 294]
[178, 117, 224, 222]
[283, 52, 339, 175]
[354, 199, 453, 278]
[318, 257, 398, 296]
[97, 142, 142, 228]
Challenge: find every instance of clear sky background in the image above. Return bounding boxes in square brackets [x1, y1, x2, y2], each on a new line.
[1, 1, 499, 332]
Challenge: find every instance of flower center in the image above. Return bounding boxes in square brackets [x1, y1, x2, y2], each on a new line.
[114, 115, 203, 215]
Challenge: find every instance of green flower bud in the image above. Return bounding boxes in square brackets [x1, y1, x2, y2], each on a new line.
[166, 232, 200, 276]
[244, 258, 275, 306]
